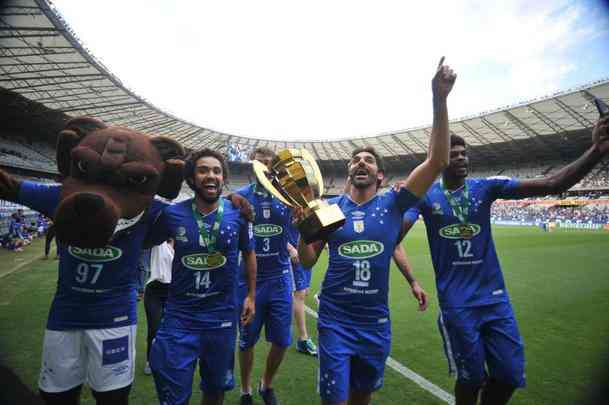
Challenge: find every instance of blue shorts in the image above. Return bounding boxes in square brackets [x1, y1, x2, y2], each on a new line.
[438, 301, 526, 388]
[293, 263, 312, 292]
[318, 322, 390, 403]
[239, 273, 293, 349]
[150, 324, 236, 404]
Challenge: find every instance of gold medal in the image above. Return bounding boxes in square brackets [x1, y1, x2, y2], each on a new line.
[460, 224, 474, 239]
[206, 252, 224, 267]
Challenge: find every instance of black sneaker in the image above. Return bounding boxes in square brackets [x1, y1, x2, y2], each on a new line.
[240, 393, 253, 405]
[258, 382, 279, 405]
[296, 338, 318, 357]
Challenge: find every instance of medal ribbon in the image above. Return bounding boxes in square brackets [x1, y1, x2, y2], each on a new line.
[191, 199, 224, 253]
[441, 180, 469, 224]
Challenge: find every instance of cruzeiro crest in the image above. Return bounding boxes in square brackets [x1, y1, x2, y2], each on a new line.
[351, 210, 366, 234]
[261, 202, 272, 219]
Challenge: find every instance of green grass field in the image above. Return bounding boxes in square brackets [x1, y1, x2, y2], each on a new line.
[0, 224, 608, 404]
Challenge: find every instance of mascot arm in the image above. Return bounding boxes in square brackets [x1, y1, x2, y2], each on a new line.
[142, 209, 172, 249]
[0, 169, 22, 203]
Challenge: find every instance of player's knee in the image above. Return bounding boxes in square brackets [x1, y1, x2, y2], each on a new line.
[40, 385, 82, 405]
[91, 384, 131, 405]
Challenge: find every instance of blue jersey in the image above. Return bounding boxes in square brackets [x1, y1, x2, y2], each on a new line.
[404, 177, 521, 309]
[8, 219, 22, 238]
[150, 198, 255, 330]
[18, 181, 166, 330]
[319, 188, 419, 330]
[237, 184, 293, 281]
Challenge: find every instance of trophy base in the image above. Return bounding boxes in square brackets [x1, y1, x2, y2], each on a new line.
[299, 203, 346, 244]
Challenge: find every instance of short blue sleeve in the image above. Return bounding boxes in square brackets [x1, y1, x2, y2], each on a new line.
[403, 205, 422, 224]
[485, 176, 521, 201]
[18, 181, 61, 217]
[390, 187, 420, 214]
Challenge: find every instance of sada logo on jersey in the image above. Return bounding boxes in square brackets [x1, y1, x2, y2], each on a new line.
[68, 246, 122, 262]
[338, 240, 384, 259]
[253, 224, 283, 237]
[439, 223, 481, 239]
[181, 253, 227, 270]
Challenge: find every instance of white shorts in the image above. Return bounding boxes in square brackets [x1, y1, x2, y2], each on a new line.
[38, 325, 137, 393]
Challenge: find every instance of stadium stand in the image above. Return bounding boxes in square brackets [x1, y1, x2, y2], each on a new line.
[0, 0, 608, 233]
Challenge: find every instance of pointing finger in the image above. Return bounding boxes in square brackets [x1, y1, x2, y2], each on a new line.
[437, 56, 445, 69]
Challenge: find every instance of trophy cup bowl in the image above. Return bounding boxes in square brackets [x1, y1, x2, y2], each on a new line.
[252, 148, 346, 244]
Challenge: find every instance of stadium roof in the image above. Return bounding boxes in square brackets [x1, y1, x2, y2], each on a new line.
[1, 0, 608, 163]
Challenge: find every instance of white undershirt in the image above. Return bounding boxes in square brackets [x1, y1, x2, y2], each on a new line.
[147, 241, 174, 285]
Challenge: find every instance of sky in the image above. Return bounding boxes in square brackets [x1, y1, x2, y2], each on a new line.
[52, 0, 609, 141]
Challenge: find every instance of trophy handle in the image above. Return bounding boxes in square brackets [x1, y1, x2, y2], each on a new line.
[300, 149, 324, 197]
[252, 160, 294, 207]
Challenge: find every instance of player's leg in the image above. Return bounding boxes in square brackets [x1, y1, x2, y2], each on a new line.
[150, 324, 199, 405]
[90, 385, 131, 405]
[198, 326, 237, 405]
[38, 329, 86, 405]
[318, 325, 352, 405]
[143, 281, 167, 375]
[438, 308, 487, 405]
[238, 281, 266, 403]
[480, 302, 525, 405]
[85, 325, 136, 405]
[258, 274, 293, 403]
[44, 226, 55, 258]
[348, 326, 391, 405]
[39, 384, 82, 405]
[293, 265, 317, 356]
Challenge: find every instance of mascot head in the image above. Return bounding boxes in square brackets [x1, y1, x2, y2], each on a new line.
[54, 116, 185, 248]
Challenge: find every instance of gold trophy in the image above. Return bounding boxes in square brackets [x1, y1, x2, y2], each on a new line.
[252, 148, 345, 243]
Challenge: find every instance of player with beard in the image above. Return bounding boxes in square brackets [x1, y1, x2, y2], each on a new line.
[400, 119, 609, 405]
[297, 57, 456, 405]
[147, 149, 257, 405]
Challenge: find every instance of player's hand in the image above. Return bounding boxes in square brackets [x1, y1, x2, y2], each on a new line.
[241, 294, 255, 325]
[392, 180, 408, 193]
[410, 281, 428, 311]
[592, 116, 609, 155]
[227, 193, 255, 222]
[431, 56, 456, 100]
[291, 206, 305, 225]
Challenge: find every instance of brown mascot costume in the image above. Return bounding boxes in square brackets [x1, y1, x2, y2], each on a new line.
[0, 116, 185, 405]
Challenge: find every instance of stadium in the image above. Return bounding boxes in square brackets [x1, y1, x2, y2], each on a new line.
[0, 1, 608, 404]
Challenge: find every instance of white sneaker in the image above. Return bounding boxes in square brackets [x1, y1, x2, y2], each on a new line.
[144, 362, 151, 375]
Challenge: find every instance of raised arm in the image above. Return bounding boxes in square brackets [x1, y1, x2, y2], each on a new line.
[513, 116, 609, 198]
[402, 57, 456, 198]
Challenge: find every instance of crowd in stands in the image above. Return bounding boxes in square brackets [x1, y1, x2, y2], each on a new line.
[491, 202, 609, 225]
[0, 135, 57, 173]
[226, 143, 252, 162]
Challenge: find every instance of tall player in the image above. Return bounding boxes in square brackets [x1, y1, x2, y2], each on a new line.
[236, 146, 297, 405]
[400, 118, 609, 405]
[297, 57, 456, 405]
[147, 149, 256, 405]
